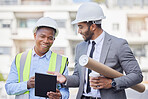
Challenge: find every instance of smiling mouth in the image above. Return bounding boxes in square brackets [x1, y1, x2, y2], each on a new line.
[41, 44, 49, 48]
[81, 34, 86, 38]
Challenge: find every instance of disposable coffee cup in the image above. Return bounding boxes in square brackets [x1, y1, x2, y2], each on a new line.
[89, 71, 100, 88]
[89, 71, 100, 77]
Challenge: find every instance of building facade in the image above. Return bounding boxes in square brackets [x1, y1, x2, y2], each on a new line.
[0, 0, 148, 98]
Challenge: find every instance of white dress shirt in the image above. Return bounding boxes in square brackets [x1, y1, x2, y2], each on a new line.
[83, 31, 105, 98]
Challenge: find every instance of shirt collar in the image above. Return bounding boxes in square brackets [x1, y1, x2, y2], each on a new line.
[32, 48, 52, 60]
[89, 31, 105, 45]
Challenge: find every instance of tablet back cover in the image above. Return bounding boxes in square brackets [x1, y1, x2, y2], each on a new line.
[35, 73, 57, 98]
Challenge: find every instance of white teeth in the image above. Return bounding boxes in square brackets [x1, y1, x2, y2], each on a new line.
[41, 45, 47, 47]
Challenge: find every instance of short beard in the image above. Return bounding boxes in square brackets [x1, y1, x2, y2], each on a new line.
[84, 27, 94, 42]
[84, 34, 92, 42]
[84, 34, 94, 42]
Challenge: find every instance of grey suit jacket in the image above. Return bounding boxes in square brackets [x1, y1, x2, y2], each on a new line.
[65, 32, 143, 99]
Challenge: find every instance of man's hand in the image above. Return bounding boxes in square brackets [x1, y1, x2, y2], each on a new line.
[90, 76, 112, 89]
[27, 76, 35, 89]
[47, 71, 66, 84]
[47, 89, 61, 99]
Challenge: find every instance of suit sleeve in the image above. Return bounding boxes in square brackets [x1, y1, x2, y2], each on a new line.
[65, 44, 80, 87]
[59, 63, 69, 99]
[114, 40, 143, 90]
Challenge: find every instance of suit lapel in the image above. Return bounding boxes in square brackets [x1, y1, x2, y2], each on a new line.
[79, 42, 89, 84]
[100, 32, 111, 64]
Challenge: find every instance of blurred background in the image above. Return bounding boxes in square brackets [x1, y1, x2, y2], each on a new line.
[0, 0, 148, 99]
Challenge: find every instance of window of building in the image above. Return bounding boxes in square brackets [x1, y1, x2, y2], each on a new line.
[117, 0, 143, 8]
[0, 0, 17, 5]
[0, 20, 11, 28]
[18, 18, 38, 28]
[55, 20, 66, 28]
[22, 0, 51, 5]
[112, 23, 119, 31]
[18, 19, 26, 28]
[130, 44, 146, 57]
[0, 47, 11, 55]
[2, 24, 10, 28]
[128, 17, 146, 35]
[134, 0, 143, 6]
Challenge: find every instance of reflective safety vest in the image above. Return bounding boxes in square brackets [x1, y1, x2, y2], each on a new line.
[15, 49, 68, 99]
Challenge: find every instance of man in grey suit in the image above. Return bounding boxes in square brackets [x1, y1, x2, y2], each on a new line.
[48, 2, 143, 99]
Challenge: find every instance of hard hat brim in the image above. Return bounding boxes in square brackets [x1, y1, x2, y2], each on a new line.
[71, 19, 79, 24]
[33, 26, 59, 37]
[71, 16, 106, 24]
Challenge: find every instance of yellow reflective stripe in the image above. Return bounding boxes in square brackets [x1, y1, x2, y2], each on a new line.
[24, 91, 29, 94]
[14, 90, 29, 95]
[48, 52, 57, 72]
[60, 56, 67, 74]
[23, 49, 32, 82]
[16, 53, 23, 83]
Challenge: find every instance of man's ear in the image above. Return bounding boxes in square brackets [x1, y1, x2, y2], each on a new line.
[90, 24, 97, 31]
[34, 33, 36, 39]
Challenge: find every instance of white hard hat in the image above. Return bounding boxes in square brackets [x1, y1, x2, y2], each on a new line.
[71, 2, 106, 24]
[33, 17, 59, 37]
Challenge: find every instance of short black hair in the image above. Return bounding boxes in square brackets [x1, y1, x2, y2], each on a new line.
[36, 26, 56, 35]
[84, 21, 102, 29]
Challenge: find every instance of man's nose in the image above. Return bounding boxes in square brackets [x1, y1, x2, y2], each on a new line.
[44, 38, 49, 43]
[78, 29, 82, 34]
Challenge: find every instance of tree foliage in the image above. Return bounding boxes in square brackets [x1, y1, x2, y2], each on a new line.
[0, 73, 5, 81]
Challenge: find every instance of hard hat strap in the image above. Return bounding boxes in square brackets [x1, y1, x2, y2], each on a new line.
[92, 20, 102, 24]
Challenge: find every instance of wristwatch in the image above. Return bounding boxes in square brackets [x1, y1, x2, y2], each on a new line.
[111, 79, 116, 88]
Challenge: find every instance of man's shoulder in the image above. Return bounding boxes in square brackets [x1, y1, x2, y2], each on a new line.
[105, 32, 127, 44]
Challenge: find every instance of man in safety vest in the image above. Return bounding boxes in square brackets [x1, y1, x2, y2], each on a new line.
[5, 17, 69, 99]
